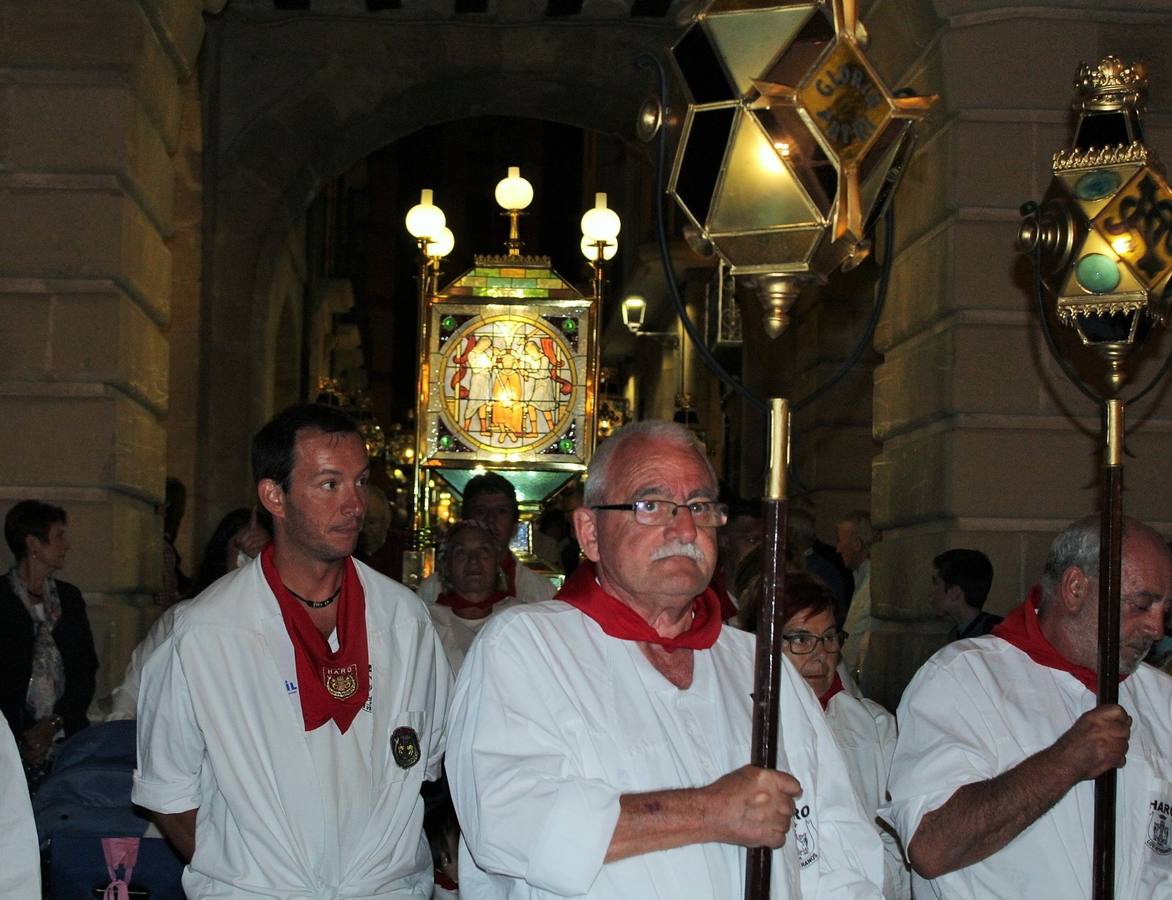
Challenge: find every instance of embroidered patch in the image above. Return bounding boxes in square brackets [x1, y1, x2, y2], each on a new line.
[391, 726, 421, 770]
[323, 663, 358, 700]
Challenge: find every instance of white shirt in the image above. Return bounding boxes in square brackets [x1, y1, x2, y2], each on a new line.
[0, 716, 40, 898]
[841, 560, 872, 676]
[884, 636, 1172, 900]
[428, 597, 522, 673]
[133, 557, 452, 899]
[446, 600, 884, 899]
[106, 599, 189, 721]
[417, 554, 556, 606]
[824, 691, 910, 899]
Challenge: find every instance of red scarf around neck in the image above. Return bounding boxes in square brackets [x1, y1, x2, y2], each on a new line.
[555, 560, 722, 650]
[261, 544, 369, 733]
[992, 584, 1127, 695]
[818, 671, 846, 711]
[437, 589, 509, 614]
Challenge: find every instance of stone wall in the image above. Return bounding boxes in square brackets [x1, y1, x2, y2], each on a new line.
[0, 0, 216, 701]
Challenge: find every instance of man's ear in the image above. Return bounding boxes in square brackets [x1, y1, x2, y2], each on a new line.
[258, 479, 286, 522]
[1058, 564, 1090, 613]
[572, 505, 601, 562]
[945, 584, 965, 609]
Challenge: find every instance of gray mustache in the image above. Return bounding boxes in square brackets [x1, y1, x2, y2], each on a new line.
[650, 541, 706, 564]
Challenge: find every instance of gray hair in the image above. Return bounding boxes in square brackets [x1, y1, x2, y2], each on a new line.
[1039, 514, 1139, 607]
[584, 420, 715, 506]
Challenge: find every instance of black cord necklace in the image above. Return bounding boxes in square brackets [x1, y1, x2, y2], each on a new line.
[285, 583, 342, 609]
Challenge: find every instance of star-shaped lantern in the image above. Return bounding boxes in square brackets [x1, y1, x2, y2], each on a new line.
[668, 0, 935, 337]
[1018, 56, 1172, 393]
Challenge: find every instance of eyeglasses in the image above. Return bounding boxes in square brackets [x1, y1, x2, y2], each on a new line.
[781, 630, 846, 655]
[591, 499, 729, 528]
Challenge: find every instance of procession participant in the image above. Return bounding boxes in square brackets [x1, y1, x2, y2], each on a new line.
[886, 515, 1172, 900]
[417, 471, 556, 606]
[429, 519, 521, 672]
[447, 420, 883, 899]
[133, 403, 451, 899]
[929, 548, 1000, 641]
[771, 572, 910, 899]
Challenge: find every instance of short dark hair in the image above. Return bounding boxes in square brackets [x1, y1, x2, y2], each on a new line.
[251, 403, 361, 490]
[739, 569, 836, 635]
[5, 500, 67, 562]
[933, 548, 994, 609]
[462, 472, 518, 519]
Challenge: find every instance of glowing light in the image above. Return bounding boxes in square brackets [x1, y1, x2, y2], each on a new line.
[1111, 234, 1135, 255]
[774, 141, 791, 157]
[757, 142, 785, 174]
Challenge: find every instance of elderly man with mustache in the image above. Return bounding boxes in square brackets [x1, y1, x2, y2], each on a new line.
[446, 420, 882, 899]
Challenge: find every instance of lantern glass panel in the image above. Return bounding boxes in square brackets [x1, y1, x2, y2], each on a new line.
[753, 104, 835, 215]
[674, 26, 738, 104]
[760, 6, 834, 89]
[676, 106, 737, 227]
[1079, 309, 1140, 344]
[706, 6, 813, 97]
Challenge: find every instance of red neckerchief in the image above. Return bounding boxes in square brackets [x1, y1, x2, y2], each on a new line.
[555, 560, 722, 650]
[708, 570, 739, 622]
[992, 584, 1127, 694]
[499, 551, 519, 598]
[818, 671, 845, 711]
[437, 589, 509, 614]
[261, 544, 369, 733]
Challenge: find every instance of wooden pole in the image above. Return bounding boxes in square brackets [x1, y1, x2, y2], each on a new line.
[745, 398, 790, 900]
[1093, 397, 1124, 900]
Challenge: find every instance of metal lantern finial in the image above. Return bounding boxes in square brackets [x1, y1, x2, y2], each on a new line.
[1018, 55, 1172, 394]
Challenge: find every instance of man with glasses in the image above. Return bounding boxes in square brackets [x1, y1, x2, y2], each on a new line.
[885, 515, 1172, 899]
[446, 420, 882, 898]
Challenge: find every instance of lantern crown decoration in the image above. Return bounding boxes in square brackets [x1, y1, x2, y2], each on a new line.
[1018, 55, 1172, 393]
[665, 0, 935, 338]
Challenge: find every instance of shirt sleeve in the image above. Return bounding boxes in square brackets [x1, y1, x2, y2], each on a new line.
[425, 624, 452, 782]
[782, 659, 885, 899]
[882, 656, 1000, 854]
[131, 624, 206, 814]
[0, 717, 40, 897]
[445, 617, 621, 896]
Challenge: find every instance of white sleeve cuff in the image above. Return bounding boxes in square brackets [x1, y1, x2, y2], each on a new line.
[523, 777, 621, 895]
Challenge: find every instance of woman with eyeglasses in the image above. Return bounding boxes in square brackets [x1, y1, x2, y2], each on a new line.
[742, 570, 912, 900]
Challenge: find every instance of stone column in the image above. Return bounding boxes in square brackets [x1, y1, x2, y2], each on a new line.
[0, 0, 213, 700]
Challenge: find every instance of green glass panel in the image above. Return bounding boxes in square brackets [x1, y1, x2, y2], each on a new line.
[462, 277, 487, 287]
[707, 6, 814, 97]
[709, 110, 819, 232]
[1076, 253, 1122, 293]
[438, 469, 578, 504]
[1075, 169, 1122, 201]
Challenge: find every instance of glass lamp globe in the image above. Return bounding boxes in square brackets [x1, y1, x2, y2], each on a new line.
[580, 235, 617, 261]
[429, 226, 455, 259]
[494, 167, 534, 211]
[581, 192, 621, 243]
[405, 189, 445, 240]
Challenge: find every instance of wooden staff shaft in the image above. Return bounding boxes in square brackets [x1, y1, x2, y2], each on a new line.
[1093, 398, 1124, 900]
[745, 399, 790, 900]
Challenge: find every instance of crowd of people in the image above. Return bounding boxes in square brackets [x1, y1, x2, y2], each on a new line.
[2, 404, 1171, 899]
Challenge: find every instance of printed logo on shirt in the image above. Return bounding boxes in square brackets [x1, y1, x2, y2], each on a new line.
[1149, 799, 1172, 855]
[793, 804, 819, 869]
[364, 665, 373, 713]
[285, 679, 298, 694]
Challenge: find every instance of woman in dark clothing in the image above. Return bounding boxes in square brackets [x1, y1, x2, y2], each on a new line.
[0, 500, 98, 785]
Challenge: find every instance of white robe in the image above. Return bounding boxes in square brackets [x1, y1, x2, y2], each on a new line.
[823, 691, 910, 899]
[884, 636, 1172, 900]
[0, 716, 40, 898]
[133, 557, 452, 899]
[106, 599, 189, 721]
[446, 600, 884, 899]
[428, 597, 522, 673]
